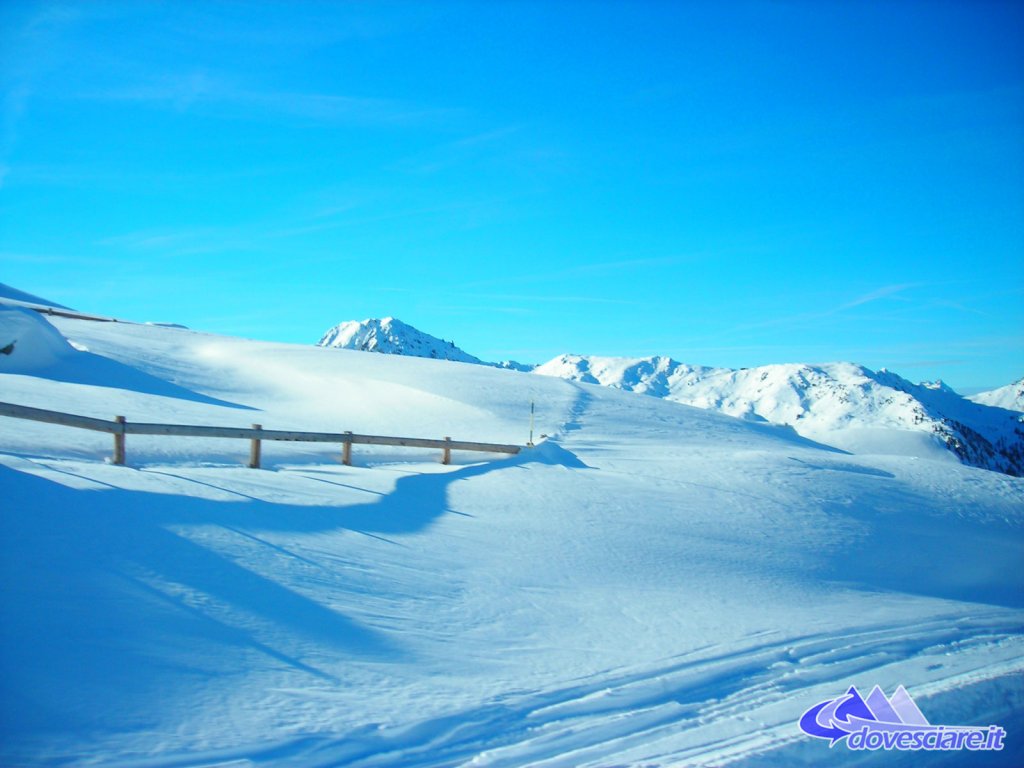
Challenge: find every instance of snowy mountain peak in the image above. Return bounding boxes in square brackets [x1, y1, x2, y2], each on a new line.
[969, 377, 1024, 413]
[920, 379, 959, 395]
[533, 354, 718, 399]
[318, 317, 486, 365]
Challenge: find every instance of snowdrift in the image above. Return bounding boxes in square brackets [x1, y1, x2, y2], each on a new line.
[0, 306, 80, 372]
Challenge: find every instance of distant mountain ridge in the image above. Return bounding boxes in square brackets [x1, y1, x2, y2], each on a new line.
[969, 377, 1024, 413]
[319, 317, 486, 364]
[317, 317, 1023, 476]
[318, 317, 531, 370]
[535, 355, 1023, 476]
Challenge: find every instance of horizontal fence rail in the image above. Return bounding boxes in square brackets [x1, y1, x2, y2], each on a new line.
[0, 401, 521, 468]
[0, 299, 120, 324]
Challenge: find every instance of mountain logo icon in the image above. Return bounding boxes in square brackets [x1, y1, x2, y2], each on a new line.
[798, 685, 1006, 752]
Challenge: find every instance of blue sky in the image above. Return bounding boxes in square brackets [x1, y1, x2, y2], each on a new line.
[1, 1, 1022, 390]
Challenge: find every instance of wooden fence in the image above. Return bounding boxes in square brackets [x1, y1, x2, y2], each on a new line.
[0, 401, 521, 468]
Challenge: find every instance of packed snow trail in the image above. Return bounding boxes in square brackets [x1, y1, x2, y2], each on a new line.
[1, 313, 1022, 766]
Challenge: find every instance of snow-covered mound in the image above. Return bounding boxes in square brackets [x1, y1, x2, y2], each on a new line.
[2, 297, 1023, 767]
[0, 306, 80, 372]
[971, 377, 1024, 412]
[318, 316, 487, 364]
[0, 305, 246, 408]
[535, 355, 1024, 476]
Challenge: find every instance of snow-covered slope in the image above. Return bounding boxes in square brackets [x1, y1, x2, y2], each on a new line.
[971, 377, 1024, 412]
[535, 355, 1024, 476]
[1, 301, 1023, 767]
[0, 282, 71, 310]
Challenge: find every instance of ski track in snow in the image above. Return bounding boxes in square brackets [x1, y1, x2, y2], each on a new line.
[103, 613, 1023, 767]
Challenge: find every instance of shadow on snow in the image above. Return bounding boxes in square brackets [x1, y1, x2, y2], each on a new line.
[31, 349, 255, 410]
[0, 442, 585, 741]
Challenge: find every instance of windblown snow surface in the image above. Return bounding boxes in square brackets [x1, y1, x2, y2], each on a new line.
[1, 307, 1023, 767]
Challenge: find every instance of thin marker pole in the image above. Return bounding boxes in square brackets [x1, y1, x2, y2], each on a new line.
[528, 401, 535, 447]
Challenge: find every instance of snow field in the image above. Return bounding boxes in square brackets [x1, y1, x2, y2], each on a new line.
[0, 311, 1022, 766]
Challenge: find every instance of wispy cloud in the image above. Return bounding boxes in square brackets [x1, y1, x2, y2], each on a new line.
[1, 84, 30, 154]
[470, 292, 638, 306]
[0, 250, 81, 265]
[458, 253, 705, 291]
[926, 299, 992, 318]
[430, 304, 537, 317]
[1, 55, 38, 189]
[79, 72, 461, 126]
[164, 3, 422, 48]
[724, 283, 925, 337]
[99, 226, 228, 252]
[883, 359, 967, 369]
[835, 283, 918, 311]
[95, 195, 500, 257]
[265, 198, 500, 241]
[0, 5, 100, 188]
[391, 126, 523, 174]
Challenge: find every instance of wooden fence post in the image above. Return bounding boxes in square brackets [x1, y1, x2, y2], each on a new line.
[0, 401, 522, 466]
[249, 424, 262, 469]
[113, 415, 126, 465]
[342, 431, 353, 466]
